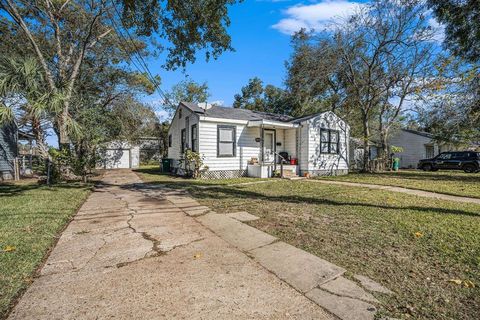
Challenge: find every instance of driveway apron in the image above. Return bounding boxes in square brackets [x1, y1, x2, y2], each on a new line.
[8, 170, 332, 320]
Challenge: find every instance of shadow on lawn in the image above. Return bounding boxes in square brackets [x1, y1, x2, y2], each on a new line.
[0, 181, 90, 197]
[363, 171, 480, 183]
[194, 186, 480, 217]
[115, 179, 480, 218]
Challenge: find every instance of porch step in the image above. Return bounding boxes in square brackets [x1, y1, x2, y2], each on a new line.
[281, 169, 299, 179]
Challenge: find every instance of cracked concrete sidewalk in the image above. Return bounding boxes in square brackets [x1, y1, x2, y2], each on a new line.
[8, 170, 333, 320]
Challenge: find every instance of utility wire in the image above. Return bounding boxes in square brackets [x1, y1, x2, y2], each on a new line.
[108, 0, 174, 108]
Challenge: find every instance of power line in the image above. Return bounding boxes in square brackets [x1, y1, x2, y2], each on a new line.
[107, 0, 174, 108]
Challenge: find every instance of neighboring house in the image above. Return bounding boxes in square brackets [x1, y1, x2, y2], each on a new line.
[167, 102, 350, 178]
[389, 129, 446, 169]
[0, 123, 18, 180]
[98, 141, 140, 169]
[351, 128, 461, 170]
[0, 123, 35, 180]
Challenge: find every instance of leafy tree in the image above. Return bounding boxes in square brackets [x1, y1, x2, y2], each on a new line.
[233, 77, 290, 114]
[286, 30, 350, 117]
[0, 0, 239, 148]
[428, 0, 480, 63]
[285, 0, 438, 171]
[0, 57, 53, 159]
[414, 60, 480, 145]
[163, 80, 210, 117]
[426, 1, 480, 145]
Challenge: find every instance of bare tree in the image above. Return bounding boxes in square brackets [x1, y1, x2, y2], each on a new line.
[333, 0, 437, 170]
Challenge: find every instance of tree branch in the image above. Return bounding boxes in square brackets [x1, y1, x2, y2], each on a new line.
[2, 0, 57, 91]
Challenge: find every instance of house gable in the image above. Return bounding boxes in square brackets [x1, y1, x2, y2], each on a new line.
[167, 103, 200, 160]
[299, 112, 350, 174]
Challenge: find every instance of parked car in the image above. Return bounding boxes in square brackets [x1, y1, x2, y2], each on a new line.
[417, 151, 480, 173]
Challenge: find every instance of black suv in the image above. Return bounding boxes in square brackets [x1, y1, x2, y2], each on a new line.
[418, 151, 480, 173]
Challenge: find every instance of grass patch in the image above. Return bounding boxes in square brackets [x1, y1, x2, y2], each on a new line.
[0, 181, 91, 318]
[138, 172, 480, 319]
[318, 170, 480, 199]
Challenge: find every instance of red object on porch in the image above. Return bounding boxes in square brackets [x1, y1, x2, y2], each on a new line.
[290, 158, 297, 165]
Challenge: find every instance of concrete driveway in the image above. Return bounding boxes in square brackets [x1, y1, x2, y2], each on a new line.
[8, 170, 332, 320]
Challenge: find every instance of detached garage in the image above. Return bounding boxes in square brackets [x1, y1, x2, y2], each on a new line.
[98, 141, 140, 169]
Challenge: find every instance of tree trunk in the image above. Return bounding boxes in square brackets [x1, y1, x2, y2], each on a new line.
[379, 130, 390, 171]
[361, 112, 370, 172]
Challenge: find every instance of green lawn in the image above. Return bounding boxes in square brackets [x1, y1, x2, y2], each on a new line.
[317, 170, 480, 199]
[0, 181, 91, 318]
[135, 170, 480, 320]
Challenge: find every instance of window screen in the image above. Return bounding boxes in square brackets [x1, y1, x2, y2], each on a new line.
[191, 124, 197, 152]
[181, 129, 186, 153]
[217, 126, 236, 157]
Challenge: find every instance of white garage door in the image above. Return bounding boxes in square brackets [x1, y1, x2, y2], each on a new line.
[104, 149, 131, 169]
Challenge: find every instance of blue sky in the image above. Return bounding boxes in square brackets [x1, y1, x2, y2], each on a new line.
[46, 0, 372, 146]
[144, 0, 370, 119]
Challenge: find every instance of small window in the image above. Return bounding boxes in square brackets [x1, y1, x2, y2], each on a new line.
[217, 125, 236, 157]
[191, 124, 198, 152]
[320, 129, 339, 154]
[179, 108, 182, 119]
[168, 134, 172, 148]
[425, 145, 434, 158]
[181, 129, 186, 153]
[185, 117, 190, 148]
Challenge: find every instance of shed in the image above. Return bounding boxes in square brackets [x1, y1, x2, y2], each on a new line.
[98, 141, 140, 169]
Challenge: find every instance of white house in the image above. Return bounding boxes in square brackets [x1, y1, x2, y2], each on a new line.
[167, 102, 350, 179]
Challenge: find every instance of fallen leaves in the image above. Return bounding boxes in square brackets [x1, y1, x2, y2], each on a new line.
[414, 231, 423, 238]
[193, 253, 202, 259]
[449, 279, 475, 288]
[2, 245, 16, 252]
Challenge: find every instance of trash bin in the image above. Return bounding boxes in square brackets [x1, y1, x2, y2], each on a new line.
[393, 158, 400, 171]
[162, 158, 172, 173]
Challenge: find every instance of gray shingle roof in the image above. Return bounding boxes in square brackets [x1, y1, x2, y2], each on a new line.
[180, 102, 205, 114]
[402, 128, 434, 138]
[180, 102, 293, 122]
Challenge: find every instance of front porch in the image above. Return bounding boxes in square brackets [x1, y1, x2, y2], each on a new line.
[245, 120, 299, 178]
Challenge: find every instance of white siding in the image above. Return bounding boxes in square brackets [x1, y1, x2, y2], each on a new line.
[389, 130, 438, 169]
[303, 112, 349, 174]
[167, 105, 199, 162]
[298, 124, 309, 173]
[284, 129, 296, 158]
[131, 146, 140, 168]
[198, 121, 261, 171]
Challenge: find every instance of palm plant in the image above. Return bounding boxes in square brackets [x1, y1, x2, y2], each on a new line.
[0, 57, 66, 160]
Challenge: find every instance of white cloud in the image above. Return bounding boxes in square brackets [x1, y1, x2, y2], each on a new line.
[272, 0, 364, 35]
[209, 100, 225, 106]
[154, 109, 170, 121]
[428, 17, 445, 43]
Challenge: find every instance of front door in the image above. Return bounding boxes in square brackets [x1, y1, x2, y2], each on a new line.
[263, 130, 276, 163]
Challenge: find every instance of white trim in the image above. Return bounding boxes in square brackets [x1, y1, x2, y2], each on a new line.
[247, 119, 299, 129]
[199, 116, 249, 124]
